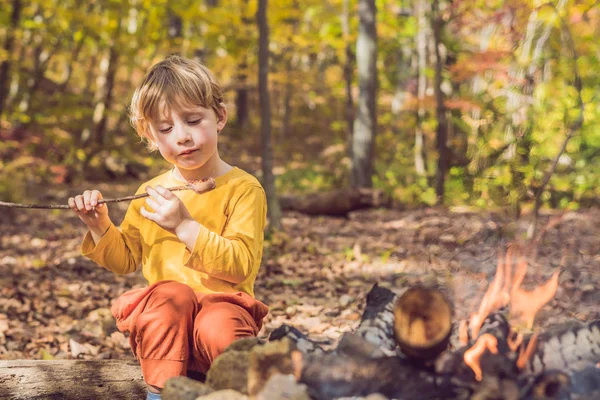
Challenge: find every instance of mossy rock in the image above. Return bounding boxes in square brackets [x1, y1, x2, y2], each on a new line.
[206, 350, 251, 394]
[223, 337, 263, 354]
[196, 389, 248, 399]
[162, 376, 214, 400]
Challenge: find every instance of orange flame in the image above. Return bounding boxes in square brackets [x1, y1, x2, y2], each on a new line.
[463, 334, 498, 381]
[507, 329, 523, 353]
[468, 245, 559, 336]
[459, 320, 469, 346]
[464, 245, 559, 379]
[516, 333, 538, 370]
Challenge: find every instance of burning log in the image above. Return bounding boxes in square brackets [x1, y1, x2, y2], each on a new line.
[525, 319, 600, 375]
[393, 286, 453, 362]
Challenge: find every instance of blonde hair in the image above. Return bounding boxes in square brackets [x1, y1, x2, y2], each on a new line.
[129, 55, 224, 149]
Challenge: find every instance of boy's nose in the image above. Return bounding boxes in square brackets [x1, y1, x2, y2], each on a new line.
[175, 126, 192, 144]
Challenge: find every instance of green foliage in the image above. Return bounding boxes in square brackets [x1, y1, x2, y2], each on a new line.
[0, 0, 597, 212]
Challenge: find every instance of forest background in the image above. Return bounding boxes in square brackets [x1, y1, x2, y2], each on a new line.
[0, 0, 598, 363]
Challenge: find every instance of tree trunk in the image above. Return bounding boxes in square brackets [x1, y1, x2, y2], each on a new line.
[0, 360, 145, 400]
[93, 19, 122, 147]
[342, 0, 354, 159]
[235, 57, 249, 127]
[414, 0, 429, 177]
[0, 0, 22, 120]
[235, 0, 252, 128]
[257, 0, 282, 231]
[351, 0, 377, 188]
[432, 0, 448, 205]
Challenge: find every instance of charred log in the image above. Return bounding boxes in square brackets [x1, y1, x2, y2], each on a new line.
[298, 347, 462, 400]
[525, 319, 600, 375]
[350, 283, 398, 356]
[268, 324, 326, 355]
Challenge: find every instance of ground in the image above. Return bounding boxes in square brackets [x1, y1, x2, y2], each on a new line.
[0, 177, 598, 361]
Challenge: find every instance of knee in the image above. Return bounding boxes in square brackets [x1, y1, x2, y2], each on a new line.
[138, 282, 198, 327]
[194, 304, 254, 354]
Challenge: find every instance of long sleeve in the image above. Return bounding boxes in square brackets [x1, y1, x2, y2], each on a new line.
[182, 184, 267, 284]
[81, 190, 144, 275]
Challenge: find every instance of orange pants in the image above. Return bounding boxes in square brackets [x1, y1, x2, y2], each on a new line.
[110, 281, 269, 388]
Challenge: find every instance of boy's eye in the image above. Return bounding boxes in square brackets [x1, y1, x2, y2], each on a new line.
[188, 119, 202, 125]
[159, 126, 172, 133]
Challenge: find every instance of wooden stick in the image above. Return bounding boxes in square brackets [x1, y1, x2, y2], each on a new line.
[0, 178, 216, 209]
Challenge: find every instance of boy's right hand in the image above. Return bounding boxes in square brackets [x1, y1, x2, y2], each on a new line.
[68, 190, 111, 242]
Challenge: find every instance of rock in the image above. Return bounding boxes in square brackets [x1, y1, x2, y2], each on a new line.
[439, 234, 456, 245]
[285, 306, 297, 317]
[206, 350, 250, 395]
[255, 374, 310, 400]
[365, 393, 390, 400]
[223, 337, 263, 354]
[195, 389, 248, 399]
[162, 376, 214, 400]
[248, 338, 297, 396]
[339, 295, 354, 308]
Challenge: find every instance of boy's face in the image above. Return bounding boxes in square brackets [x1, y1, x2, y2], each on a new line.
[148, 103, 227, 175]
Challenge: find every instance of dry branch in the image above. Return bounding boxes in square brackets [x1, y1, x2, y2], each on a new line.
[0, 178, 216, 209]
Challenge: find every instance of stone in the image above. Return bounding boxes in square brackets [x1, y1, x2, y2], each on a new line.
[206, 350, 251, 395]
[255, 374, 310, 400]
[195, 389, 248, 400]
[223, 337, 263, 354]
[339, 294, 354, 308]
[162, 376, 214, 400]
[248, 338, 297, 396]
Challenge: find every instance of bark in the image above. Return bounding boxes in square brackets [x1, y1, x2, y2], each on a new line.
[350, 283, 398, 356]
[92, 19, 122, 147]
[525, 319, 600, 375]
[0, 360, 145, 400]
[235, 57, 249, 127]
[414, 0, 429, 177]
[235, 0, 251, 128]
[257, 0, 282, 231]
[0, 0, 22, 119]
[342, 0, 354, 158]
[351, 0, 377, 188]
[431, 0, 449, 205]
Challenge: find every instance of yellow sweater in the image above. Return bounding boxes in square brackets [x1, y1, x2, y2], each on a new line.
[82, 167, 267, 297]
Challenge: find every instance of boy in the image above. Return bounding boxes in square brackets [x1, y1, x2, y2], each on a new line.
[68, 56, 269, 400]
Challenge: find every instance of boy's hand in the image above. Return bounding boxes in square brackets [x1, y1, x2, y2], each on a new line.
[141, 185, 195, 234]
[68, 190, 111, 243]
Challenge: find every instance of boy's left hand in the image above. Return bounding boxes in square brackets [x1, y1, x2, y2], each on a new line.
[140, 185, 194, 233]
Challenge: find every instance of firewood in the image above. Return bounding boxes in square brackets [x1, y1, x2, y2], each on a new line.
[524, 319, 600, 375]
[350, 283, 399, 357]
[298, 348, 461, 400]
[0, 360, 145, 400]
[268, 324, 326, 355]
[392, 286, 453, 361]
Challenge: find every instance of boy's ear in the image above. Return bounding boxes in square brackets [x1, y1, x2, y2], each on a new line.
[216, 103, 227, 132]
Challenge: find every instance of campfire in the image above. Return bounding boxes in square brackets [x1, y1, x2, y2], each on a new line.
[265, 246, 599, 400]
[159, 245, 600, 400]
